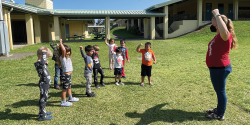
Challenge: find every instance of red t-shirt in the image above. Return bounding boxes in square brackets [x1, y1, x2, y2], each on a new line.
[206, 32, 232, 67]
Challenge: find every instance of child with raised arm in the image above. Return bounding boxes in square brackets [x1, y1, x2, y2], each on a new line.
[34, 47, 53, 121]
[50, 43, 63, 90]
[80, 45, 96, 97]
[120, 39, 130, 78]
[92, 45, 105, 88]
[105, 37, 117, 70]
[59, 39, 79, 106]
[136, 42, 156, 86]
[112, 47, 124, 86]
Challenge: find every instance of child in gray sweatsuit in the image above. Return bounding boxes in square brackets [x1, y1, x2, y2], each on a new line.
[80, 45, 95, 97]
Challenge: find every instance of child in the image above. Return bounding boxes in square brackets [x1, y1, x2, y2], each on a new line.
[120, 39, 130, 78]
[50, 43, 63, 90]
[112, 47, 124, 86]
[59, 39, 79, 106]
[92, 45, 105, 88]
[136, 42, 156, 86]
[105, 37, 117, 70]
[34, 47, 53, 121]
[80, 45, 96, 97]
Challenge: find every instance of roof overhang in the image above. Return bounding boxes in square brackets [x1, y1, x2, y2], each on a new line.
[145, 0, 183, 11]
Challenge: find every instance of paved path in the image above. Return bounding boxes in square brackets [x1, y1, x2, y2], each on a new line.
[0, 52, 36, 60]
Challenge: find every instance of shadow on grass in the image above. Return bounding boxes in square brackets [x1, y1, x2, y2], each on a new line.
[16, 83, 37, 87]
[0, 109, 37, 120]
[6, 98, 62, 108]
[125, 103, 209, 124]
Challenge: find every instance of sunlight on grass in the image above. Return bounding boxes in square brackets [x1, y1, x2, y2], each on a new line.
[0, 21, 250, 124]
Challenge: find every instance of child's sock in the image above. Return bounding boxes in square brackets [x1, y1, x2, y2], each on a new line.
[119, 80, 121, 83]
[68, 95, 72, 100]
[115, 80, 117, 82]
[61, 99, 66, 104]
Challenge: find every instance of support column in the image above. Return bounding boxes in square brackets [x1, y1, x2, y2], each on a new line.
[33, 15, 41, 43]
[105, 16, 110, 39]
[143, 18, 148, 39]
[127, 19, 129, 31]
[53, 16, 61, 40]
[60, 18, 66, 41]
[131, 19, 134, 27]
[25, 14, 34, 45]
[234, 0, 238, 20]
[197, 0, 203, 27]
[3, 9, 13, 50]
[122, 19, 125, 27]
[150, 17, 155, 40]
[138, 19, 141, 31]
[163, 6, 169, 39]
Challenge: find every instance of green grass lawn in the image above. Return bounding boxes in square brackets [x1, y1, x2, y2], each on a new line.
[111, 27, 143, 39]
[0, 21, 250, 124]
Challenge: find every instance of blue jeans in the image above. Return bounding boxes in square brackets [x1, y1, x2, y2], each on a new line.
[209, 66, 232, 116]
[54, 63, 63, 88]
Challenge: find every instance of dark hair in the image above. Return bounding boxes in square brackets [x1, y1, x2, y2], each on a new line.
[120, 39, 126, 43]
[109, 38, 114, 44]
[85, 45, 94, 52]
[145, 42, 151, 47]
[93, 45, 99, 51]
[115, 47, 121, 53]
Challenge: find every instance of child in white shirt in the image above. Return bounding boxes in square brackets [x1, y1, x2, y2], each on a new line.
[105, 37, 117, 70]
[111, 47, 124, 86]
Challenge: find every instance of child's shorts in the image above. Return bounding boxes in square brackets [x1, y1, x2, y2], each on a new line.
[114, 68, 122, 75]
[62, 74, 71, 89]
[141, 64, 152, 77]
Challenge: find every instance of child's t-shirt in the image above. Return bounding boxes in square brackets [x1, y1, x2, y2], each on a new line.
[91, 51, 101, 69]
[120, 47, 129, 61]
[139, 49, 154, 66]
[60, 56, 73, 73]
[81, 50, 93, 74]
[108, 44, 116, 55]
[113, 53, 123, 68]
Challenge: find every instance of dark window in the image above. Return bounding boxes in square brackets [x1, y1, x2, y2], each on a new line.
[239, 7, 250, 10]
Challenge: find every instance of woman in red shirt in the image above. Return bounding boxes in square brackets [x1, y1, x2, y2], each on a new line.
[205, 9, 237, 121]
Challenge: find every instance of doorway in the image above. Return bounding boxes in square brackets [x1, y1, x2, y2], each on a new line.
[228, 4, 233, 20]
[65, 24, 69, 38]
[11, 21, 27, 44]
[206, 3, 212, 21]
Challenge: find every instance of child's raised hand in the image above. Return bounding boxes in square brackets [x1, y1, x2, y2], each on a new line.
[59, 39, 62, 44]
[140, 43, 143, 46]
[79, 46, 83, 50]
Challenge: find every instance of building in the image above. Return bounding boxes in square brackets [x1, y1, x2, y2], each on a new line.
[1, 0, 249, 51]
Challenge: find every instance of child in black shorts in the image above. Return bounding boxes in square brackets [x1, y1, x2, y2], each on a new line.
[112, 47, 124, 86]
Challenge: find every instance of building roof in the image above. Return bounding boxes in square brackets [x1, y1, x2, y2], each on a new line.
[145, 0, 183, 11]
[2, 1, 166, 17]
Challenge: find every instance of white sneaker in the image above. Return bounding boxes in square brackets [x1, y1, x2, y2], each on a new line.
[115, 82, 119, 86]
[68, 97, 79, 102]
[119, 82, 124, 85]
[61, 101, 72, 107]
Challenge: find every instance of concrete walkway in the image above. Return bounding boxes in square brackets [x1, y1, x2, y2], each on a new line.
[0, 45, 35, 60]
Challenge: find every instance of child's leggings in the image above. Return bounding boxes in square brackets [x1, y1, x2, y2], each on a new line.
[122, 60, 126, 76]
[38, 77, 51, 118]
[109, 54, 114, 69]
[93, 67, 105, 86]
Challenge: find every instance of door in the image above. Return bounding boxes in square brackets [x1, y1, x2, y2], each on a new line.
[218, 4, 224, 14]
[65, 24, 69, 38]
[11, 21, 27, 44]
[206, 3, 212, 21]
[228, 4, 233, 20]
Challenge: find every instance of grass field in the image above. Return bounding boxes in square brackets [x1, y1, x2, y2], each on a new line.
[0, 21, 250, 124]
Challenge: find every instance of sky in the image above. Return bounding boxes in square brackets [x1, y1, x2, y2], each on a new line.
[11, 0, 169, 10]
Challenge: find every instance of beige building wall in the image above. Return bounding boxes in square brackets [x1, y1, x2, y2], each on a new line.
[169, 20, 198, 38]
[25, 0, 53, 9]
[40, 20, 49, 42]
[65, 21, 84, 37]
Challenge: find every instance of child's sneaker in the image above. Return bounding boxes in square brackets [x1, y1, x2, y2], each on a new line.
[38, 115, 53, 121]
[86, 92, 96, 97]
[100, 83, 105, 87]
[119, 82, 124, 85]
[68, 97, 79, 102]
[115, 82, 119, 86]
[45, 111, 52, 116]
[121, 76, 127, 78]
[61, 101, 72, 107]
[95, 85, 100, 88]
